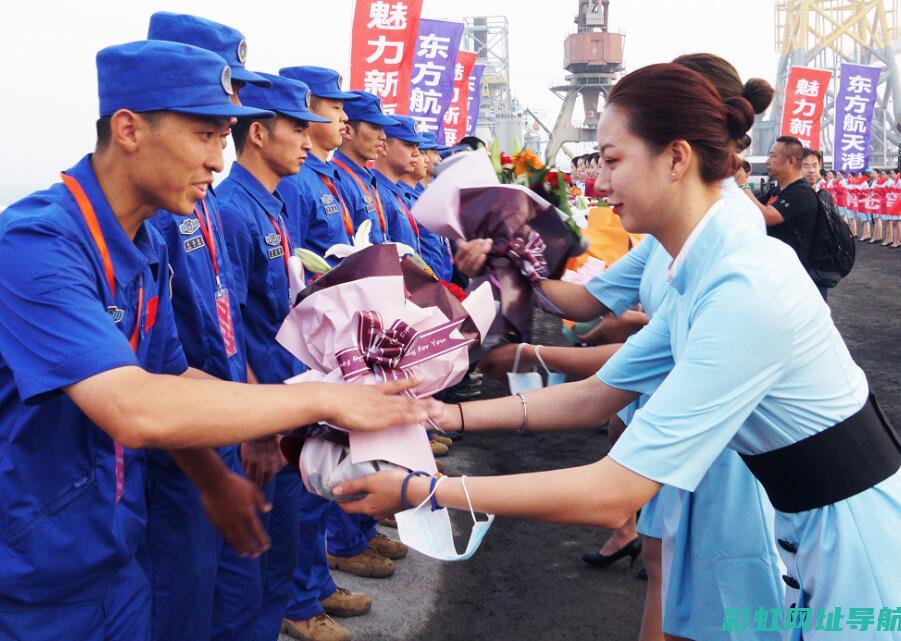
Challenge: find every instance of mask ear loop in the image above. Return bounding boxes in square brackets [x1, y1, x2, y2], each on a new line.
[460, 475, 479, 524]
[511, 342, 528, 374]
[533, 344, 552, 377]
[414, 473, 446, 510]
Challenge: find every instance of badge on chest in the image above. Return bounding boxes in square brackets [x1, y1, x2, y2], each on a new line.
[179, 218, 201, 235]
[183, 235, 206, 253]
[320, 193, 340, 215]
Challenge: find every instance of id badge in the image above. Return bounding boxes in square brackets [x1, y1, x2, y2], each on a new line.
[215, 287, 238, 357]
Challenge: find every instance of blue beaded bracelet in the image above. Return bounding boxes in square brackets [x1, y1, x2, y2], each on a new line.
[401, 471, 430, 509]
[429, 474, 444, 511]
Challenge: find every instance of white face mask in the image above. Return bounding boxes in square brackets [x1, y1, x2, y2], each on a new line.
[506, 343, 565, 394]
[395, 476, 494, 562]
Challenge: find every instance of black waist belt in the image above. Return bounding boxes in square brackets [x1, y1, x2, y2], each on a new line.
[740, 394, 901, 513]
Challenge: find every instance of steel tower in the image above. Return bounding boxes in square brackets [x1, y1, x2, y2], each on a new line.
[754, 0, 901, 167]
[545, 0, 625, 162]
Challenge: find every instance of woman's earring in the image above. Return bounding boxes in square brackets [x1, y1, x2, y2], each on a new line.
[671, 172, 676, 178]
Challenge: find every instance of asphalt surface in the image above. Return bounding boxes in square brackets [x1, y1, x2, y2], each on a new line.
[280, 241, 900, 641]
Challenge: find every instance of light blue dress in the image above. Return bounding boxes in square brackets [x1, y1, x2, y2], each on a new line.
[600, 196, 901, 641]
[587, 180, 784, 640]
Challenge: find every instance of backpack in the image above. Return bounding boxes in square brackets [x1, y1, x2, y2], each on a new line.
[807, 190, 855, 287]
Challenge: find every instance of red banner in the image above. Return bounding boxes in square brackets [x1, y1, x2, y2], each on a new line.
[779, 66, 833, 150]
[441, 50, 477, 146]
[350, 0, 423, 114]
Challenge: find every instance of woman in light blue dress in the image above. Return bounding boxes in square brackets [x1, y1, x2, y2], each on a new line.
[336, 63, 901, 641]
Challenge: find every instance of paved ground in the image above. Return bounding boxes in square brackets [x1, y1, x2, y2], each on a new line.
[280, 241, 900, 641]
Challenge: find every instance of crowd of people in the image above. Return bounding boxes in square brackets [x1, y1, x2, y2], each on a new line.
[0, 11, 899, 641]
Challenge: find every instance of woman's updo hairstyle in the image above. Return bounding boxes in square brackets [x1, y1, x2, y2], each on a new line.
[672, 53, 774, 152]
[605, 63, 754, 183]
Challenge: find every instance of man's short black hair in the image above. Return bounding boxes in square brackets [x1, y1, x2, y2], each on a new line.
[231, 115, 280, 153]
[802, 147, 824, 166]
[95, 111, 163, 148]
[776, 135, 804, 164]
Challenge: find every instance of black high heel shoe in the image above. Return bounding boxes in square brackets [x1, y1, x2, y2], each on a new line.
[582, 537, 642, 569]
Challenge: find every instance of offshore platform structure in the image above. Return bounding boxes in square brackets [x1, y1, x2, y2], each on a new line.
[754, 0, 901, 167]
[463, 16, 522, 149]
[545, 0, 625, 162]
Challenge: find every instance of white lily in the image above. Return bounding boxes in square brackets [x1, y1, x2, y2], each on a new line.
[295, 248, 331, 274]
[325, 219, 373, 259]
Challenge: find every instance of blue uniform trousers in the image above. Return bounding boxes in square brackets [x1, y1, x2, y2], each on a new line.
[285, 487, 337, 622]
[210, 448, 261, 641]
[137, 452, 223, 641]
[0, 558, 150, 641]
[326, 505, 377, 557]
[253, 466, 303, 640]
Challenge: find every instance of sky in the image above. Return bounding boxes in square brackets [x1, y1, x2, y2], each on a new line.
[0, 0, 779, 201]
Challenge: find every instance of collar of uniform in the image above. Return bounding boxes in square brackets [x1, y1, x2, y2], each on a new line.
[228, 161, 285, 219]
[67, 154, 158, 286]
[332, 150, 373, 183]
[304, 153, 340, 180]
[371, 169, 402, 196]
[667, 198, 725, 294]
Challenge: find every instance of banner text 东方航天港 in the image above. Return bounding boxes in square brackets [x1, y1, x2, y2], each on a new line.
[408, 19, 463, 135]
[351, 0, 423, 114]
[833, 63, 881, 172]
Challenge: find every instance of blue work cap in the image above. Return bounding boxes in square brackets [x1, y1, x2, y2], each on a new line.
[148, 11, 270, 87]
[278, 66, 360, 101]
[418, 131, 444, 150]
[384, 115, 429, 144]
[343, 91, 398, 126]
[240, 73, 331, 123]
[96, 40, 274, 119]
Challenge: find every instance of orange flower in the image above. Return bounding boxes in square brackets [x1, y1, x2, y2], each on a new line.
[512, 149, 544, 176]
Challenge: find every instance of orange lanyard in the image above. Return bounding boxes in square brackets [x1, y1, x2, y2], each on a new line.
[193, 199, 222, 288]
[265, 212, 292, 275]
[394, 193, 420, 239]
[331, 157, 387, 234]
[318, 174, 355, 237]
[60, 172, 143, 350]
[61, 170, 143, 506]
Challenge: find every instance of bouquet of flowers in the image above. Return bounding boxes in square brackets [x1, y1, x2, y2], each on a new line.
[412, 151, 585, 345]
[276, 239, 495, 501]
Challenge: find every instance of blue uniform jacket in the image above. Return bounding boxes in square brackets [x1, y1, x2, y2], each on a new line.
[0, 154, 187, 603]
[217, 162, 305, 384]
[279, 154, 352, 266]
[397, 182, 453, 281]
[372, 169, 420, 252]
[331, 150, 386, 244]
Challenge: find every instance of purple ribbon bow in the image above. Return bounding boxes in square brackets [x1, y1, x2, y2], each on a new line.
[497, 231, 550, 285]
[336, 311, 475, 385]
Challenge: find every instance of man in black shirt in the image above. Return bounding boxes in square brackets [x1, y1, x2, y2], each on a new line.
[746, 135, 819, 271]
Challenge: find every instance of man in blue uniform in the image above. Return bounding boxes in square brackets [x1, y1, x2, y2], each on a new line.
[395, 130, 454, 283]
[372, 116, 428, 253]
[274, 66, 393, 641]
[278, 66, 358, 265]
[217, 73, 374, 641]
[331, 90, 398, 244]
[144, 13, 275, 641]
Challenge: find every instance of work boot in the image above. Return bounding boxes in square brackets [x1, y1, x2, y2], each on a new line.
[281, 613, 351, 641]
[432, 434, 453, 448]
[368, 532, 408, 560]
[320, 587, 372, 617]
[328, 547, 395, 578]
[430, 439, 449, 457]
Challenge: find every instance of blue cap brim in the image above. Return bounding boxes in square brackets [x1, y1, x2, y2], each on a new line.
[419, 142, 440, 150]
[390, 133, 429, 144]
[354, 113, 400, 126]
[313, 90, 361, 101]
[276, 109, 331, 123]
[170, 103, 275, 119]
[232, 67, 272, 88]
